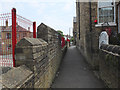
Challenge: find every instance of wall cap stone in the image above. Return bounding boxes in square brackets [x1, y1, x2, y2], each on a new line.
[0, 65, 33, 88]
[100, 44, 120, 56]
[16, 37, 48, 47]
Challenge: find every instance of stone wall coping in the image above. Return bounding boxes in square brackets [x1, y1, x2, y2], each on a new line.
[0, 65, 33, 88]
[0, 67, 12, 75]
[100, 44, 120, 56]
[38, 23, 58, 34]
[16, 37, 48, 47]
[101, 49, 120, 57]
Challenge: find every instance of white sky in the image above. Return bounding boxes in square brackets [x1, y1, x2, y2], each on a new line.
[0, 0, 76, 36]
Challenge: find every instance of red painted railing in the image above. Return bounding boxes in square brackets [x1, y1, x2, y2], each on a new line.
[33, 22, 36, 38]
[12, 8, 17, 67]
[61, 37, 65, 48]
[0, 8, 36, 67]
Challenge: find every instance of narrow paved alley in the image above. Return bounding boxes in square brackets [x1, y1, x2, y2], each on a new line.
[52, 46, 105, 88]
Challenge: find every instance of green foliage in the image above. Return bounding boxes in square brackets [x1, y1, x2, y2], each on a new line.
[57, 30, 64, 37]
[70, 37, 74, 42]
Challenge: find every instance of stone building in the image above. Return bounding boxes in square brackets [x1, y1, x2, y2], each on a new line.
[0, 24, 32, 55]
[76, 0, 120, 69]
[73, 17, 77, 45]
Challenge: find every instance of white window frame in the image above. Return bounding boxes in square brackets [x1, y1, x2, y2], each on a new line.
[96, 0, 116, 27]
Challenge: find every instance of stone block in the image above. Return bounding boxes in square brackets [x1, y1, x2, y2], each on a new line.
[106, 45, 114, 52]
[100, 44, 109, 50]
[19, 74, 34, 88]
[0, 65, 33, 88]
[112, 46, 120, 54]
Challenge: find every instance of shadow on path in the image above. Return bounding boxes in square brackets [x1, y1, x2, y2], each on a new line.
[51, 46, 105, 88]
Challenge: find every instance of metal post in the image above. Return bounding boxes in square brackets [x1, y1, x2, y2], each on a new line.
[12, 8, 16, 67]
[33, 22, 36, 38]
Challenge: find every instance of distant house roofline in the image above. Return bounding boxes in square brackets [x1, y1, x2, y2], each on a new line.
[0, 25, 31, 32]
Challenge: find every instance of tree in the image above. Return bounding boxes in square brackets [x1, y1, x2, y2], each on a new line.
[70, 36, 74, 42]
[57, 30, 64, 37]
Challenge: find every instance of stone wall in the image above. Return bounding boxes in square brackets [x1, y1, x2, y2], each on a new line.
[76, 2, 119, 69]
[0, 23, 67, 89]
[75, 1, 120, 88]
[76, 2, 99, 69]
[37, 23, 63, 86]
[99, 44, 120, 88]
[15, 38, 50, 88]
[76, 2, 120, 88]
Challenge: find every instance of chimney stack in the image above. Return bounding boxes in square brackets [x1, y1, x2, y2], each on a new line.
[28, 27, 30, 31]
[6, 20, 8, 27]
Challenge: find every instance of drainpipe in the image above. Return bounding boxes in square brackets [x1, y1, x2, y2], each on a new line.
[78, 2, 80, 40]
[89, 1, 93, 60]
[89, 1, 92, 32]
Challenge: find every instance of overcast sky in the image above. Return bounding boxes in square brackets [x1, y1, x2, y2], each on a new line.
[0, 0, 76, 36]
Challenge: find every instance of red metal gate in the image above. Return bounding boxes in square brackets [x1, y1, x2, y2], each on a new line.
[0, 8, 36, 67]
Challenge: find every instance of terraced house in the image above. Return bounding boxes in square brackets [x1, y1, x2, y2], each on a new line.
[73, 17, 77, 45]
[0, 21, 32, 55]
[76, 0, 120, 68]
[76, 0, 120, 88]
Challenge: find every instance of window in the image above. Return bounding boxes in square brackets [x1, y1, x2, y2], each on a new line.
[98, 0, 116, 25]
[17, 33, 19, 39]
[23, 33, 27, 37]
[6, 33, 11, 39]
[6, 44, 11, 51]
